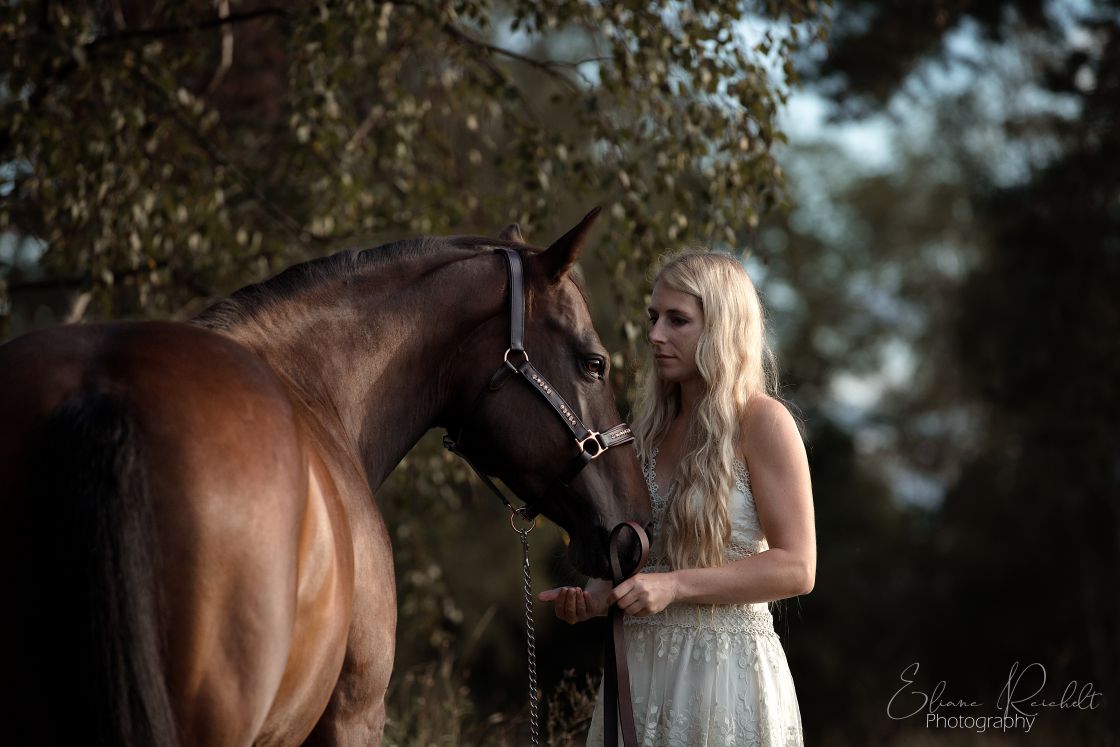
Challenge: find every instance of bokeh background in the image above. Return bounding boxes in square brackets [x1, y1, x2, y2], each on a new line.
[2, 1, 1117, 744]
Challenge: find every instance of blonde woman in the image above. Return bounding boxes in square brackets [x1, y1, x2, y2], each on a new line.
[540, 251, 815, 746]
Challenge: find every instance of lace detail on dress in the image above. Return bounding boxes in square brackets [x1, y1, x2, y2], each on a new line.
[589, 602, 805, 746]
[618, 621, 805, 747]
[647, 447, 754, 517]
[625, 602, 778, 637]
[644, 447, 765, 570]
[646, 447, 668, 517]
[733, 458, 751, 493]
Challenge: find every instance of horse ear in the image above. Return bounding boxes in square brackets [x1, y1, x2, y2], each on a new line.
[499, 223, 525, 243]
[538, 207, 601, 282]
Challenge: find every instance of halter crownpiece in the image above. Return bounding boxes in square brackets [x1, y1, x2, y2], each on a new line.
[443, 247, 637, 514]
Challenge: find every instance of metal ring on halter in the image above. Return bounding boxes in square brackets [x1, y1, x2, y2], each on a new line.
[576, 431, 607, 458]
[510, 506, 536, 534]
[503, 347, 530, 370]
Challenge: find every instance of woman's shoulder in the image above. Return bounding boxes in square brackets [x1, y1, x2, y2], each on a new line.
[738, 394, 803, 462]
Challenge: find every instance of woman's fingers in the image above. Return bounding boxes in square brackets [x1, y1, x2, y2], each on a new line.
[564, 586, 582, 622]
[537, 588, 563, 602]
[539, 584, 645, 622]
[611, 581, 653, 616]
[609, 579, 635, 606]
[543, 587, 584, 624]
[560, 588, 576, 621]
[571, 589, 590, 620]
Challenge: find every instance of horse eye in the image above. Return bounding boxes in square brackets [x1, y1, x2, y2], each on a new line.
[584, 356, 605, 378]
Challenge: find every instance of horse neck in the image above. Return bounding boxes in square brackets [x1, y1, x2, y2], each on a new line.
[202, 245, 508, 490]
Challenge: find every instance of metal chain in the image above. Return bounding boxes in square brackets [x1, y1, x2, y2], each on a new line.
[512, 508, 541, 746]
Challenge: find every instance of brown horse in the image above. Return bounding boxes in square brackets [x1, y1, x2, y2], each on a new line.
[0, 210, 650, 746]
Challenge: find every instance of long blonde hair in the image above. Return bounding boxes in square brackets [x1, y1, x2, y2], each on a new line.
[632, 250, 779, 569]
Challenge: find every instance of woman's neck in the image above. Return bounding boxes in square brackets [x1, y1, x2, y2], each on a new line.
[677, 378, 704, 422]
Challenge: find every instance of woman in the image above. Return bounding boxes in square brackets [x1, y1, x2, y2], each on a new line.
[540, 251, 815, 746]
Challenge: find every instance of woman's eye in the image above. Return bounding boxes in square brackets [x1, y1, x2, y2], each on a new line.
[584, 357, 605, 378]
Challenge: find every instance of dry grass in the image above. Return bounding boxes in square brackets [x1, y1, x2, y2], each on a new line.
[383, 646, 601, 747]
[544, 670, 599, 747]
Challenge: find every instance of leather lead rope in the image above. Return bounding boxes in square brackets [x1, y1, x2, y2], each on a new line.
[604, 522, 650, 747]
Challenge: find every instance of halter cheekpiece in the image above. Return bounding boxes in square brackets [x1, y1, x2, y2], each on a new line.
[443, 247, 636, 514]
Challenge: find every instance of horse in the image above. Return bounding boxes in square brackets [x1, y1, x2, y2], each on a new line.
[0, 209, 652, 746]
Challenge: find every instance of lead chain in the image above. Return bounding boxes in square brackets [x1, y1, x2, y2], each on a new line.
[517, 522, 541, 746]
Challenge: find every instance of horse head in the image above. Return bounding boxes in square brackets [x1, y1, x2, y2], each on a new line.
[444, 210, 651, 579]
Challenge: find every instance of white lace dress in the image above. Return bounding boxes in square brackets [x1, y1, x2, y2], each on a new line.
[586, 450, 804, 747]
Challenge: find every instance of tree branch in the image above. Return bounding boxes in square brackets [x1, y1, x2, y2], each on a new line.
[88, 6, 292, 47]
[204, 0, 236, 97]
[397, 0, 593, 91]
[130, 65, 329, 248]
[1, 5, 295, 158]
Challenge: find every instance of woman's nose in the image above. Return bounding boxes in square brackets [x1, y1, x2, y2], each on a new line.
[648, 320, 666, 344]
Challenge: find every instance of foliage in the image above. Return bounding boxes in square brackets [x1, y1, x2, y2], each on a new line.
[1, 0, 830, 330]
[805, 0, 1049, 118]
[778, 0, 1120, 741]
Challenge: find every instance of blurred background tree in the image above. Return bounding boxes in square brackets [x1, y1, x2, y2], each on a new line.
[771, 0, 1119, 743]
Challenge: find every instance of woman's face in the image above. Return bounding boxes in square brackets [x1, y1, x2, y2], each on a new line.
[647, 281, 705, 384]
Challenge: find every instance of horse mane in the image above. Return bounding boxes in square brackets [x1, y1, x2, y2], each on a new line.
[194, 235, 531, 331]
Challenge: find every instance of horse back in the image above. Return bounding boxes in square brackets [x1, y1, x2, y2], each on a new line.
[0, 321, 356, 745]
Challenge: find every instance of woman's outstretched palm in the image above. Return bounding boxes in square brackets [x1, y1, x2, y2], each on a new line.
[538, 579, 612, 623]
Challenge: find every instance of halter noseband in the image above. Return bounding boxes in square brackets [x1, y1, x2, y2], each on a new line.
[443, 247, 636, 515]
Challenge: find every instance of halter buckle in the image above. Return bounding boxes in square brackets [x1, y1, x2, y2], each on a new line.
[576, 431, 608, 459]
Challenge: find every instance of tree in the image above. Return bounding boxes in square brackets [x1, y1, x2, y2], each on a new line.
[1, 0, 829, 331]
[788, 0, 1120, 740]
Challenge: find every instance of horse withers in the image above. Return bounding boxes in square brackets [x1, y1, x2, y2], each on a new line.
[0, 209, 651, 746]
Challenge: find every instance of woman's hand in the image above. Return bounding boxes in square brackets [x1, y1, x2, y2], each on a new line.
[540, 573, 680, 622]
[538, 578, 612, 624]
[609, 572, 679, 617]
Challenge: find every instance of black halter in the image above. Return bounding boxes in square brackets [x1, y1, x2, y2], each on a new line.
[443, 247, 636, 516]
